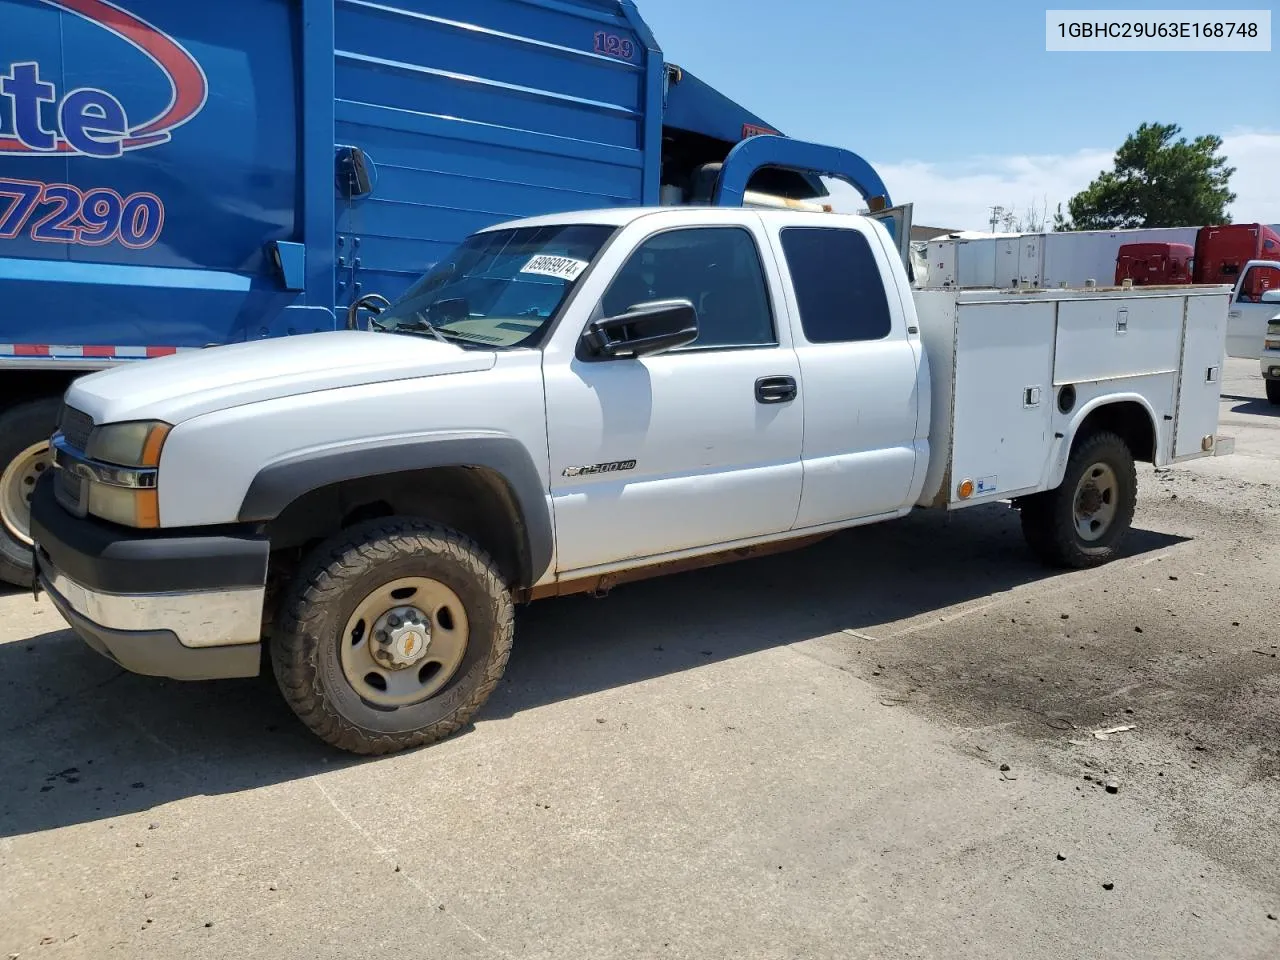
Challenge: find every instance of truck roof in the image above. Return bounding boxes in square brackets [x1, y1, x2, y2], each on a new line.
[481, 206, 869, 232]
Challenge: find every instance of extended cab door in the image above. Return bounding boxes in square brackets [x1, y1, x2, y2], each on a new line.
[542, 211, 804, 574]
[1227, 261, 1280, 360]
[762, 215, 925, 527]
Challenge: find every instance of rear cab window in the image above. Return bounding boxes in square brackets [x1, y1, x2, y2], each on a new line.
[778, 226, 893, 343]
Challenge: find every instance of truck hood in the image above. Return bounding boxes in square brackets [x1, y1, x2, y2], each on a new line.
[65, 330, 498, 425]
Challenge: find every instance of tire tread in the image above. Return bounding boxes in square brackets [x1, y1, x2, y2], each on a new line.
[1019, 430, 1137, 570]
[271, 517, 513, 755]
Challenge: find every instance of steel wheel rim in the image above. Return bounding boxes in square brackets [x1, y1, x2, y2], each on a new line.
[1073, 461, 1119, 543]
[0, 441, 52, 546]
[339, 576, 470, 708]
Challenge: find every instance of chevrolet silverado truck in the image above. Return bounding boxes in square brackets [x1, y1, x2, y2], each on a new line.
[31, 206, 1231, 754]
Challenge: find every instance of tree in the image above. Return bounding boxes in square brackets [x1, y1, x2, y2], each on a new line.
[985, 197, 1049, 233]
[1010, 196, 1049, 233]
[1055, 122, 1235, 231]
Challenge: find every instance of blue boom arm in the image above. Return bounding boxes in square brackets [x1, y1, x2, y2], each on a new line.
[711, 135, 891, 209]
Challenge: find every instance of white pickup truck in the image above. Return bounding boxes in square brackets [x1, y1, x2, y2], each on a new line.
[31, 206, 1231, 754]
[1225, 258, 1280, 363]
[1230, 259, 1280, 404]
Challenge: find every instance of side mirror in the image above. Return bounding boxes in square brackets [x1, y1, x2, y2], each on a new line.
[1259, 289, 1280, 304]
[584, 299, 699, 359]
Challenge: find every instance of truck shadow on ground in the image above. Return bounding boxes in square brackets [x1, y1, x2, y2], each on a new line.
[0, 503, 1186, 838]
[1223, 394, 1277, 417]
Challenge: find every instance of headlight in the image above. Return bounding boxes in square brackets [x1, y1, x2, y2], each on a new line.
[69, 420, 171, 528]
[84, 421, 171, 468]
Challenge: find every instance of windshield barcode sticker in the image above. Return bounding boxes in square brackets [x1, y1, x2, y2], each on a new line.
[521, 255, 589, 281]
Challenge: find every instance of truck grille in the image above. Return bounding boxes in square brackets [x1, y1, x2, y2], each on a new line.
[58, 405, 93, 452]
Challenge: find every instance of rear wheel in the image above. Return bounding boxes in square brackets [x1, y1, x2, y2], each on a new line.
[1019, 430, 1137, 569]
[0, 397, 61, 588]
[1266, 378, 1280, 406]
[271, 517, 514, 755]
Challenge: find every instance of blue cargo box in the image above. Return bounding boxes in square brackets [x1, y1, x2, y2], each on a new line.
[0, 0, 805, 355]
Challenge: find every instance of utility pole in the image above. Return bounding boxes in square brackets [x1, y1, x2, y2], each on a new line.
[988, 205, 1005, 233]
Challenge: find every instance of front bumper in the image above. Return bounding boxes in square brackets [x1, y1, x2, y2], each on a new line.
[30, 475, 268, 680]
[1262, 357, 1280, 380]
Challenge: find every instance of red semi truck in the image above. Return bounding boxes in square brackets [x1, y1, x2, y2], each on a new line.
[1195, 223, 1280, 295]
[1114, 242, 1194, 285]
[1115, 224, 1280, 292]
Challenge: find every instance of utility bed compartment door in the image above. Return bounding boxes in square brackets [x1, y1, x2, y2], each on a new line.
[951, 301, 1056, 502]
[1053, 297, 1184, 384]
[1174, 293, 1229, 459]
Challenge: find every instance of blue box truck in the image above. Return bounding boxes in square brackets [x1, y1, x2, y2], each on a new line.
[0, 0, 899, 587]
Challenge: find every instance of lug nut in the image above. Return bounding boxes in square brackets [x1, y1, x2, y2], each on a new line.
[375, 630, 390, 644]
[387, 614, 402, 628]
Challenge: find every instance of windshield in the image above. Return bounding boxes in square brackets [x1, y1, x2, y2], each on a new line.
[376, 223, 617, 348]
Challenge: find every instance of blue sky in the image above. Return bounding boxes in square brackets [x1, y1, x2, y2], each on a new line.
[636, 0, 1279, 228]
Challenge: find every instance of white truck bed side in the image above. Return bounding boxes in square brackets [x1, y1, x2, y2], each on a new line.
[914, 285, 1231, 509]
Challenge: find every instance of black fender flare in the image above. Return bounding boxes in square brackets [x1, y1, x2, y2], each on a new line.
[237, 434, 553, 585]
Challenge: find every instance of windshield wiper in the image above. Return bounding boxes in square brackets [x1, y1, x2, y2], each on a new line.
[386, 320, 505, 350]
[380, 316, 450, 344]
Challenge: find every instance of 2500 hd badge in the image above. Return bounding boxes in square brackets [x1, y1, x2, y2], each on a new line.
[562, 460, 637, 478]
